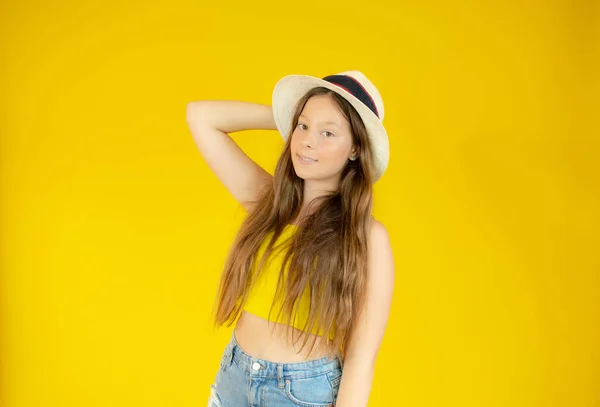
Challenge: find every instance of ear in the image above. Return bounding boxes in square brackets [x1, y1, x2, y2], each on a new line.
[349, 146, 360, 160]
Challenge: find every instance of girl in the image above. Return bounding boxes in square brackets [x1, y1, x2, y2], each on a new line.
[186, 70, 395, 407]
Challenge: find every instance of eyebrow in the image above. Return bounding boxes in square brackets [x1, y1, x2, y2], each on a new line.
[299, 114, 341, 128]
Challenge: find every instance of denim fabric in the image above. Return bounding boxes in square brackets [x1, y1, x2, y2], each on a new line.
[208, 331, 343, 407]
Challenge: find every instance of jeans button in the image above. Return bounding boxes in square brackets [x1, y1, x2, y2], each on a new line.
[252, 362, 261, 370]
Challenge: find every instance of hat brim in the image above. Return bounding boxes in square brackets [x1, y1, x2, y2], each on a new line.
[272, 74, 389, 182]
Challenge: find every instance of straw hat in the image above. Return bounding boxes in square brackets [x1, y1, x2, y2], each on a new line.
[272, 70, 389, 182]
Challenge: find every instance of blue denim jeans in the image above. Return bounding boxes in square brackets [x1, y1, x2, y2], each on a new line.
[208, 331, 343, 407]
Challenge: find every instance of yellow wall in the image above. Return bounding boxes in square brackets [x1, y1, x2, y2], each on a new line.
[1, 0, 598, 406]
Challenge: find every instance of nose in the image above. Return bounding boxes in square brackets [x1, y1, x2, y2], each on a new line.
[300, 129, 317, 149]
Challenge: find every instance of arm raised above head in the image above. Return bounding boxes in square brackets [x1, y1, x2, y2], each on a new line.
[185, 100, 277, 212]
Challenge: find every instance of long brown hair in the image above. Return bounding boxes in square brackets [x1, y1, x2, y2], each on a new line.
[212, 87, 375, 358]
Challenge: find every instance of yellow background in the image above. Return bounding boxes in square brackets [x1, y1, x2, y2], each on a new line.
[1, 0, 598, 406]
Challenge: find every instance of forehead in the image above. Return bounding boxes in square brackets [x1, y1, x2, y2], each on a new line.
[300, 94, 348, 128]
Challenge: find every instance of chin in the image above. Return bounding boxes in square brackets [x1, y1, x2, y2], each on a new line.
[290, 165, 312, 179]
[292, 168, 333, 183]
[292, 167, 312, 180]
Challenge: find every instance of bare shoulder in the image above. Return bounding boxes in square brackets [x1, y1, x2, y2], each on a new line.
[369, 216, 391, 245]
[367, 216, 395, 279]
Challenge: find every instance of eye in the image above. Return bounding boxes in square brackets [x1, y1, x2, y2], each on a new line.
[297, 123, 308, 130]
[322, 131, 335, 137]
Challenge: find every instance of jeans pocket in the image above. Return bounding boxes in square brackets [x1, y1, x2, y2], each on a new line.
[327, 369, 343, 401]
[284, 374, 336, 407]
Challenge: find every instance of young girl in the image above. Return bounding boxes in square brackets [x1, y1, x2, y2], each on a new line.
[186, 71, 395, 407]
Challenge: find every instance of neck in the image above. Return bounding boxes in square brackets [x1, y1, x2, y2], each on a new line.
[292, 180, 337, 226]
[303, 177, 339, 203]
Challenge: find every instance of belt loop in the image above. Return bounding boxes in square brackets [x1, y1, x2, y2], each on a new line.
[223, 339, 233, 368]
[227, 348, 233, 367]
[277, 364, 285, 389]
[228, 339, 237, 367]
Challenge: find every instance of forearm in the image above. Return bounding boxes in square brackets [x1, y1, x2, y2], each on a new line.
[186, 100, 277, 133]
[335, 358, 375, 407]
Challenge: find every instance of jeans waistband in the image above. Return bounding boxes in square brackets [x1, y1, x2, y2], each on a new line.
[222, 330, 342, 380]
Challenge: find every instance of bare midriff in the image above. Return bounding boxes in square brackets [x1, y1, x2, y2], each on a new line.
[233, 310, 340, 363]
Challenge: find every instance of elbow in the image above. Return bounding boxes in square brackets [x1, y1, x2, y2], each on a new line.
[186, 101, 205, 124]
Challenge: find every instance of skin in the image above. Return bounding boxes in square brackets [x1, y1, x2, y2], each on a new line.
[290, 93, 358, 206]
[333, 219, 394, 407]
[237, 94, 363, 361]
[186, 95, 395, 407]
[236, 95, 395, 407]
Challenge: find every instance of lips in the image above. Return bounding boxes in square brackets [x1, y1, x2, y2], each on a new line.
[297, 154, 318, 163]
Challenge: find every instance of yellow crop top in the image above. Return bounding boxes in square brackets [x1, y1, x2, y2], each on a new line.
[242, 224, 335, 340]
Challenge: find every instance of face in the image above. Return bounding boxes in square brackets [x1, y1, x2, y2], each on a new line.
[290, 94, 356, 186]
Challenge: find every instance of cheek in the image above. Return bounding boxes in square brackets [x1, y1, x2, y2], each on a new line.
[321, 143, 352, 167]
[289, 134, 298, 154]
